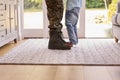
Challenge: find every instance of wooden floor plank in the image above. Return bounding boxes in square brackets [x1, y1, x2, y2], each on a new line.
[106, 66, 120, 80]
[0, 65, 120, 80]
[84, 66, 112, 80]
[0, 65, 84, 80]
[54, 66, 84, 80]
[0, 65, 34, 80]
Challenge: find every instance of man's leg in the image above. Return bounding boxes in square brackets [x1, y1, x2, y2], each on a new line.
[45, 0, 71, 50]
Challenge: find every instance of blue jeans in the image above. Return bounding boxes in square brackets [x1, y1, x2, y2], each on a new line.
[65, 7, 80, 45]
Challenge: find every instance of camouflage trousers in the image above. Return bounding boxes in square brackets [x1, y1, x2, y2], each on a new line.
[45, 0, 64, 30]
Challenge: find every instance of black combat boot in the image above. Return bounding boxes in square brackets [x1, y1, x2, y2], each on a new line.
[48, 29, 71, 50]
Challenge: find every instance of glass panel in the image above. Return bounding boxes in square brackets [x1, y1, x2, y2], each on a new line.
[24, 0, 43, 29]
[85, 0, 113, 38]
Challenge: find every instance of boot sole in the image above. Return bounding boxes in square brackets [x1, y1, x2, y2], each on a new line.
[48, 48, 71, 50]
[48, 46, 71, 50]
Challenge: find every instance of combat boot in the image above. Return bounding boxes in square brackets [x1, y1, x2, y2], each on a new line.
[48, 29, 71, 50]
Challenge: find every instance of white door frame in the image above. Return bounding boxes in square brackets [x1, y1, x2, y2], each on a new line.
[19, 0, 85, 39]
[19, 0, 47, 38]
[79, 0, 85, 38]
[17, 0, 24, 40]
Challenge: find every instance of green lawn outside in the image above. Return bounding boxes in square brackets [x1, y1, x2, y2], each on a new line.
[24, 8, 42, 12]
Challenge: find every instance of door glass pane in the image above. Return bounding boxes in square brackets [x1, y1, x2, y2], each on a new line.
[24, 0, 43, 29]
[85, 0, 114, 38]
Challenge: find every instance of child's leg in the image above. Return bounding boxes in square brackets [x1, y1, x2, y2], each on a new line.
[65, 7, 80, 45]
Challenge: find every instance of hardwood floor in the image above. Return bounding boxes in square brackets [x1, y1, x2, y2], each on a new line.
[0, 65, 120, 80]
[0, 40, 120, 80]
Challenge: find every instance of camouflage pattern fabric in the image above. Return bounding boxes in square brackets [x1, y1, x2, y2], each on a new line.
[45, 0, 64, 30]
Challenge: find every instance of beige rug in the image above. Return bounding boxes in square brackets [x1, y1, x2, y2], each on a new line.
[0, 39, 120, 66]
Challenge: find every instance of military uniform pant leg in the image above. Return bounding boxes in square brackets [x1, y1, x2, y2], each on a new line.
[45, 0, 63, 30]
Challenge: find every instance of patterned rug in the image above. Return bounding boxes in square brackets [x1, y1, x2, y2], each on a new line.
[0, 39, 120, 66]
